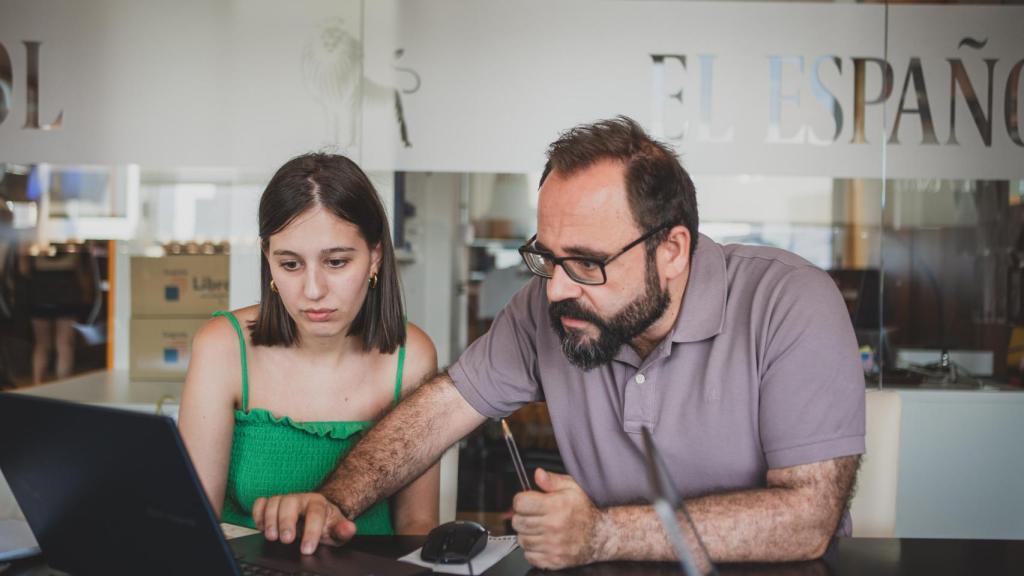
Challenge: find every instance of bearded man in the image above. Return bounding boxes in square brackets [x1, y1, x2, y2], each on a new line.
[253, 116, 865, 569]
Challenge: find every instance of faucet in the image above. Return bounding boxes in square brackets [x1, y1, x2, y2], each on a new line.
[905, 349, 980, 388]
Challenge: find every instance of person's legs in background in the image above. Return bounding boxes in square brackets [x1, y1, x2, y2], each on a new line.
[31, 317, 53, 384]
[54, 316, 76, 380]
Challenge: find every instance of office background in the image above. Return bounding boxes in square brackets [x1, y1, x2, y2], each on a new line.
[0, 0, 1022, 541]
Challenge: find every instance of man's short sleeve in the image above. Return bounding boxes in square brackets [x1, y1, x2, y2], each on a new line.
[759, 267, 866, 469]
[448, 278, 545, 419]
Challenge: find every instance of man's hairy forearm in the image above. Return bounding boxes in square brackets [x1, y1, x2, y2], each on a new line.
[319, 372, 484, 519]
[596, 456, 861, 564]
[599, 488, 834, 564]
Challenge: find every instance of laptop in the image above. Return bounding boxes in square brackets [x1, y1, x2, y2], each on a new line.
[0, 392, 429, 576]
[640, 426, 718, 576]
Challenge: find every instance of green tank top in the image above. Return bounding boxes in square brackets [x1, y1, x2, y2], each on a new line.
[214, 311, 404, 534]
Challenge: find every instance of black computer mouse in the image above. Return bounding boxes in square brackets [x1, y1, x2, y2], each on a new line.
[420, 520, 489, 564]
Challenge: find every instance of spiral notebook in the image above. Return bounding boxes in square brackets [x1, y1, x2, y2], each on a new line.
[398, 535, 519, 575]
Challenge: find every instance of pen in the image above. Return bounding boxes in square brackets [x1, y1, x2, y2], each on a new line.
[500, 418, 532, 492]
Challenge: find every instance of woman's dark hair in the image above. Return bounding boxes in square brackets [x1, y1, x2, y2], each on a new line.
[249, 153, 405, 352]
[539, 115, 699, 256]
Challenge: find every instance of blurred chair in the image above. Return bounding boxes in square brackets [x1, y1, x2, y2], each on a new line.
[850, 389, 902, 537]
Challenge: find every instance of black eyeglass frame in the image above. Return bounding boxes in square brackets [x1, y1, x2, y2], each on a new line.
[518, 223, 674, 286]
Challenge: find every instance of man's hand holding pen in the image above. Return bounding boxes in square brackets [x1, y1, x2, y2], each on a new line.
[512, 467, 609, 570]
[501, 418, 608, 569]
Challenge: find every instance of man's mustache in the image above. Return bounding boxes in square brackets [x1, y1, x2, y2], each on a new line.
[548, 299, 606, 330]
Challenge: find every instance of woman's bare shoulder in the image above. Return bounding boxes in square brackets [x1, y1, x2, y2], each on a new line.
[183, 309, 254, 404]
[398, 322, 438, 396]
[191, 305, 258, 360]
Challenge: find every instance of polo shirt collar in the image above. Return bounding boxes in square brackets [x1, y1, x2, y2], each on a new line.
[670, 233, 727, 343]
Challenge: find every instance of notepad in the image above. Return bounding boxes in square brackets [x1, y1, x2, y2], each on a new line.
[399, 534, 519, 575]
[221, 522, 261, 540]
[0, 519, 40, 561]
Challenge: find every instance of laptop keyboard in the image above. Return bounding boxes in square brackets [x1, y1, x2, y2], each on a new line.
[238, 560, 321, 576]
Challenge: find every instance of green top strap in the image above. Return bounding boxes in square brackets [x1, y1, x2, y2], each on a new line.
[212, 311, 250, 412]
[393, 344, 406, 407]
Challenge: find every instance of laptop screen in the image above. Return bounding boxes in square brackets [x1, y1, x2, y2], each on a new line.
[0, 393, 240, 575]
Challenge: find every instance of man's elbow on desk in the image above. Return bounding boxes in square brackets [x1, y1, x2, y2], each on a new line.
[784, 510, 841, 563]
[745, 454, 862, 563]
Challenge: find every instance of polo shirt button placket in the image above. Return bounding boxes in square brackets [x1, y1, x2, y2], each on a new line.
[623, 372, 650, 433]
[632, 372, 654, 432]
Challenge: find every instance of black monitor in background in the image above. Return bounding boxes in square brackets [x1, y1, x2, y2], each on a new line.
[0, 169, 28, 202]
[827, 268, 899, 371]
[827, 268, 883, 330]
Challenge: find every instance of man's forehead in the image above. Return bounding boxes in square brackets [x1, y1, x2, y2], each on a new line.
[537, 161, 638, 251]
[540, 159, 627, 201]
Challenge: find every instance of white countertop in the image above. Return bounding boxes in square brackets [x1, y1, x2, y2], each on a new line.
[13, 370, 183, 415]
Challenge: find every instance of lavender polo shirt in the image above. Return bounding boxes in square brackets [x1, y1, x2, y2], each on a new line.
[449, 234, 865, 532]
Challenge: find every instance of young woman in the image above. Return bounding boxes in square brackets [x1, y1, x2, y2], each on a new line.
[179, 153, 439, 535]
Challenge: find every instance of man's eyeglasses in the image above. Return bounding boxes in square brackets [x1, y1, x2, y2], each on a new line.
[518, 223, 672, 286]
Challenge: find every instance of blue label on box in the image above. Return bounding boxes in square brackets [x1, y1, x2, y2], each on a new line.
[164, 348, 179, 364]
[165, 285, 180, 301]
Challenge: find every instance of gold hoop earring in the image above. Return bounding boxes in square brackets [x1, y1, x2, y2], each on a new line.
[368, 273, 378, 289]
[270, 279, 278, 293]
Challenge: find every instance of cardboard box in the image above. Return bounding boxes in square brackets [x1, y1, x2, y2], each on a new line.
[129, 317, 207, 380]
[472, 218, 516, 239]
[131, 255, 230, 316]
